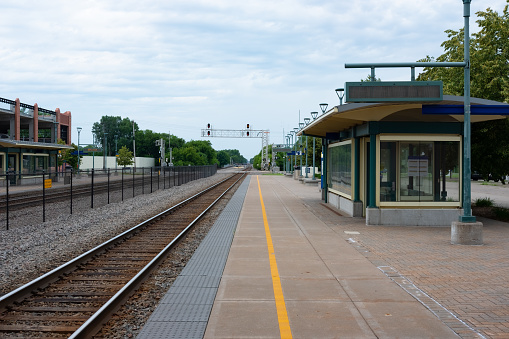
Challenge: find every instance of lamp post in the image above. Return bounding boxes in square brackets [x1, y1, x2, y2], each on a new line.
[287, 133, 293, 173]
[320, 103, 328, 202]
[335, 88, 345, 105]
[103, 132, 108, 170]
[461, 0, 475, 223]
[293, 127, 299, 172]
[114, 134, 118, 171]
[285, 134, 290, 173]
[77, 127, 82, 174]
[304, 118, 310, 178]
[289, 131, 294, 173]
[310, 111, 318, 179]
[298, 123, 304, 178]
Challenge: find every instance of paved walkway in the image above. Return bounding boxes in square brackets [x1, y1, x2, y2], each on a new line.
[204, 175, 464, 338]
[295, 179, 509, 338]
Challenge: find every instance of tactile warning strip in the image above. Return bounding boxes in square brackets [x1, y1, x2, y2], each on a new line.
[137, 176, 250, 339]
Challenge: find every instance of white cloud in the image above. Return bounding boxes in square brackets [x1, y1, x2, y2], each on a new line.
[1, 0, 507, 158]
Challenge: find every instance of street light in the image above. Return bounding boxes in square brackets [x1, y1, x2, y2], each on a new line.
[103, 132, 108, 170]
[335, 88, 345, 105]
[293, 128, 299, 171]
[287, 133, 293, 173]
[115, 134, 118, 171]
[304, 118, 310, 178]
[311, 112, 318, 179]
[77, 127, 82, 174]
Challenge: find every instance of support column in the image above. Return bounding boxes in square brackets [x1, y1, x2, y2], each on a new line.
[368, 134, 377, 208]
[14, 99, 20, 141]
[55, 108, 61, 143]
[321, 138, 328, 202]
[33, 104, 39, 142]
[354, 137, 360, 202]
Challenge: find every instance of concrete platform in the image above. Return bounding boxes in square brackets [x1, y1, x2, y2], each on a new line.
[137, 174, 490, 338]
[203, 175, 461, 338]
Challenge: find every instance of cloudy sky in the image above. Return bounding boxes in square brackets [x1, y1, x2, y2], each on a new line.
[1, 0, 507, 159]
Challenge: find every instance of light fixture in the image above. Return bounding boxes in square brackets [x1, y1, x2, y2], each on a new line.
[304, 117, 311, 125]
[311, 111, 318, 120]
[319, 103, 328, 114]
[335, 88, 345, 105]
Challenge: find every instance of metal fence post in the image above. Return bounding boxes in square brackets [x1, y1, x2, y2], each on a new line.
[121, 167, 124, 202]
[150, 167, 153, 193]
[91, 169, 94, 209]
[132, 167, 135, 198]
[107, 168, 110, 204]
[70, 168, 73, 214]
[5, 173, 8, 230]
[42, 171, 46, 222]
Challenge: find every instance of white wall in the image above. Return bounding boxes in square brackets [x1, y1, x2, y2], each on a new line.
[80, 156, 155, 170]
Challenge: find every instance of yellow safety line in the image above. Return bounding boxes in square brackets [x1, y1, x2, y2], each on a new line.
[257, 176, 292, 339]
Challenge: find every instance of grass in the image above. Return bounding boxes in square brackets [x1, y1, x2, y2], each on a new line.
[474, 197, 494, 207]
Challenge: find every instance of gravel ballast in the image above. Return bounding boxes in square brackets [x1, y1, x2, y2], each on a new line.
[0, 173, 231, 296]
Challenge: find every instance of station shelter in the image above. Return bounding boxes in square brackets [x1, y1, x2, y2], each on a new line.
[0, 97, 73, 185]
[299, 95, 509, 226]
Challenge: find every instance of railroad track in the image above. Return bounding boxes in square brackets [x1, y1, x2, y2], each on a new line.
[0, 171, 189, 211]
[0, 172, 246, 338]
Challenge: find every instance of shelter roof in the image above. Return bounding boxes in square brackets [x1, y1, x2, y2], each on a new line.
[299, 95, 509, 138]
[0, 139, 74, 150]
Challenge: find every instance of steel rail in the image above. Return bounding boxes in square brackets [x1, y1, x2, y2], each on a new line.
[0, 173, 244, 311]
[69, 172, 246, 338]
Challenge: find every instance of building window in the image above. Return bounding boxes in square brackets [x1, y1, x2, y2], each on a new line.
[379, 140, 460, 203]
[22, 154, 48, 174]
[328, 141, 352, 197]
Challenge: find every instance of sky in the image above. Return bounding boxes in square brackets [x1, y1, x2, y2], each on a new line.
[1, 0, 507, 160]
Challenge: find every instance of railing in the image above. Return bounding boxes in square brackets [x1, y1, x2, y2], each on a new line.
[0, 165, 218, 230]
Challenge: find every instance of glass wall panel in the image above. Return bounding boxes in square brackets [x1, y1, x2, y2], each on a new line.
[380, 142, 397, 201]
[434, 141, 460, 202]
[328, 142, 352, 196]
[380, 139, 460, 203]
[22, 155, 48, 174]
[399, 142, 433, 201]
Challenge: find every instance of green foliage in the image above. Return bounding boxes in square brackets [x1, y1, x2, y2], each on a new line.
[252, 153, 261, 170]
[474, 197, 494, 207]
[92, 116, 139, 156]
[217, 149, 247, 167]
[61, 143, 81, 170]
[494, 207, 509, 221]
[171, 140, 218, 166]
[91, 117, 247, 167]
[117, 145, 134, 167]
[417, 4, 509, 180]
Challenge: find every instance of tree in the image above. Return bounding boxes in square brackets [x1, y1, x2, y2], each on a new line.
[216, 149, 247, 167]
[417, 3, 509, 181]
[92, 116, 138, 156]
[117, 146, 134, 167]
[217, 150, 230, 167]
[61, 143, 81, 170]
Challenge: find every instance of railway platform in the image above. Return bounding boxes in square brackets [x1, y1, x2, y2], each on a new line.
[138, 174, 483, 338]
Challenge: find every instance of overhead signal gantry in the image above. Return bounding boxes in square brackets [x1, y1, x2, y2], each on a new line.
[201, 124, 270, 170]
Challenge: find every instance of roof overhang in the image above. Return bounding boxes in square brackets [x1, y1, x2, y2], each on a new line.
[299, 95, 509, 138]
[0, 140, 74, 150]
